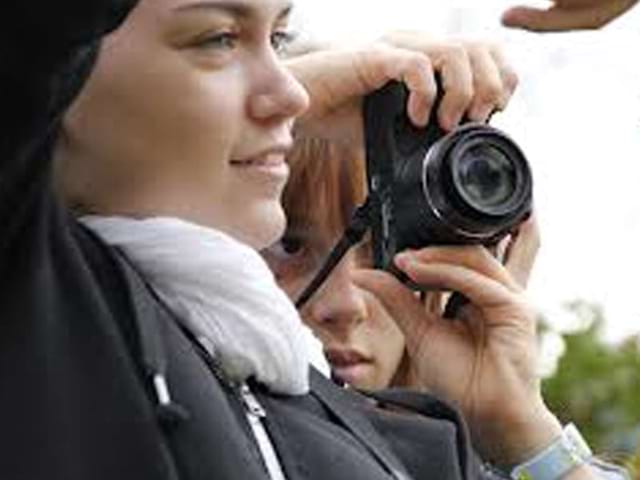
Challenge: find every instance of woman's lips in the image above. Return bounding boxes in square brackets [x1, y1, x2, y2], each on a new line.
[230, 153, 289, 181]
[325, 348, 373, 385]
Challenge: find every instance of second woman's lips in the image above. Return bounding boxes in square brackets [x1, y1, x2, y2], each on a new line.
[326, 348, 373, 386]
[324, 348, 371, 367]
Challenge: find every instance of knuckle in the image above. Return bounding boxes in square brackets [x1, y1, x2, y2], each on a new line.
[456, 84, 474, 106]
[477, 80, 504, 104]
[467, 41, 493, 56]
[447, 44, 469, 63]
[408, 51, 431, 70]
[502, 69, 520, 92]
[408, 54, 435, 86]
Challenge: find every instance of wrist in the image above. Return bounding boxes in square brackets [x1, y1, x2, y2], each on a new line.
[509, 423, 594, 480]
[476, 400, 563, 467]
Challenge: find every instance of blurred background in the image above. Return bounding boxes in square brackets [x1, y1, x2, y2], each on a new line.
[292, 0, 640, 459]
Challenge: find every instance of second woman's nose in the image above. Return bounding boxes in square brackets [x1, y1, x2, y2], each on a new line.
[304, 257, 368, 336]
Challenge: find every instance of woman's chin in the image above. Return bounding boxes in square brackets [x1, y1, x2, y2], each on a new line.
[235, 204, 287, 251]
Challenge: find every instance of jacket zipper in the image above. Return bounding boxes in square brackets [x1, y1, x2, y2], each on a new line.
[240, 384, 287, 480]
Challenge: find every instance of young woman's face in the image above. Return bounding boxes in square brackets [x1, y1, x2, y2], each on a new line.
[61, 0, 309, 249]
[263, 219, 408, 390]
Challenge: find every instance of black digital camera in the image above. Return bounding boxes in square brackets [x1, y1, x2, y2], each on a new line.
[294, 81, 534, 310]
[363, 81, 533, 271]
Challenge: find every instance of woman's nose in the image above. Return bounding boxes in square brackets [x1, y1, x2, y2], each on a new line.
[247, 52, 310, 122]
[305, 261, 368, 335]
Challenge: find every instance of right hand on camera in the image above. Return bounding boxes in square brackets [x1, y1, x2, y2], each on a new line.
[501, 0, 638, 31]
[285, 35, 518, 142]
[351, 216, 562, 467]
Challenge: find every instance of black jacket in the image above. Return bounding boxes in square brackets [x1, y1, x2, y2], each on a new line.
[0, 2, 496, 479]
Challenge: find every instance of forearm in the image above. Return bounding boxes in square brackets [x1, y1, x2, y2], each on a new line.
[472, 396, 562, 466]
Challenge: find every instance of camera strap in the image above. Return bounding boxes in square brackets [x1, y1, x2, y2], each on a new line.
[295, 197, 372, 310]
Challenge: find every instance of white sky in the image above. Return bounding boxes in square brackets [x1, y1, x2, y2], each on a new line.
[292, 1, 640, 342]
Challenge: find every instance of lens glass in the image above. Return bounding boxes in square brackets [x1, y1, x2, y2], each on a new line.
[456, 144, 516, 210]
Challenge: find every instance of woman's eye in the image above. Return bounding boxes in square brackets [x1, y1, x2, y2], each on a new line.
[262, 234, 311, 282]
[270, 30, 296, 55]
[193, 31, 238, 50]
[273, 234, 304, 258]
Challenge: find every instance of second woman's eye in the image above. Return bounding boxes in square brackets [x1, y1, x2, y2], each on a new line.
[274, 233, 305, 257]
[262, 232, 312, 283]
[264, 232, 310, 267]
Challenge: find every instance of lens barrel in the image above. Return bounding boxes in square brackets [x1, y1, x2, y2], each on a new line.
[423, 123, 532, 243]
[391, 123, 532, 251]
[452, 141, 517, 214]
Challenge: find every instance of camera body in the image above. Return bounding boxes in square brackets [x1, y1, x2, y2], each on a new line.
[363, 81, 533, 270]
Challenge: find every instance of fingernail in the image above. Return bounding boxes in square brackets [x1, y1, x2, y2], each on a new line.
[418, 106, 431, 127]
[410, 103, 430, 127]
[440, 111, 460, 131]
[395, 252, 413, 268]
[469, 105, 493, 123]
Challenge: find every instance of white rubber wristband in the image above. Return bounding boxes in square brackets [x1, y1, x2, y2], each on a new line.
[510, 423, 593, 480]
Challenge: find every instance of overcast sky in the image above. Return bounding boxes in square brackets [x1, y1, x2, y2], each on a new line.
[292, 1, 640, 342]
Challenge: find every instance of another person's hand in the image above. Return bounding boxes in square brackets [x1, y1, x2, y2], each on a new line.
[502, 0, 638, 32]
[285, 35, 517, 143]
[352, 217, 560, 467]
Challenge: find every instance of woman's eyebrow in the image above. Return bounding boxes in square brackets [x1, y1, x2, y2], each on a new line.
[173, 1, 293, 21]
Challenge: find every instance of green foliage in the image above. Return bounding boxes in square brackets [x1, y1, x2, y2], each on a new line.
[628, 453, 640, 480]
[541, 300, 640, 457]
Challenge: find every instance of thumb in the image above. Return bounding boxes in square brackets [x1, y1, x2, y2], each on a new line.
[503, 216, 540, 288]
[501, 6, 592, 32]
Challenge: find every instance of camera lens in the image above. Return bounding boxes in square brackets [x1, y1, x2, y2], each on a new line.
[453, 143, 517, 213]
[421, 123, 532, 246]
[458, 145, 515, 206]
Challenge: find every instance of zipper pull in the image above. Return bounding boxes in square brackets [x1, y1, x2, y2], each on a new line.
[240, 384, 267, 418]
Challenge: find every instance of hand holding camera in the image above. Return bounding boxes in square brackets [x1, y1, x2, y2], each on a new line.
[287, 36, 517, 142]
[350, 77, 558, 468]
[353, 224, 557, 466]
